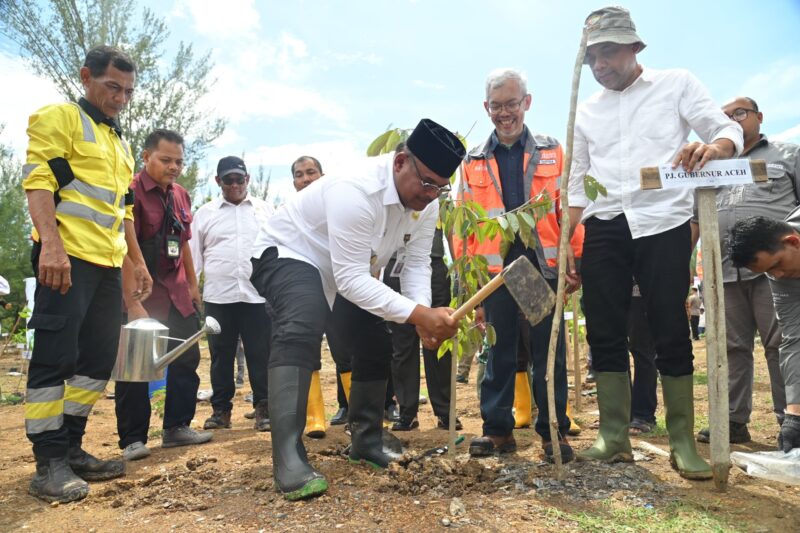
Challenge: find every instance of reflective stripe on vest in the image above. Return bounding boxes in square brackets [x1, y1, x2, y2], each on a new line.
[22, 163, 38, 178]
[75, 106, 97, 143]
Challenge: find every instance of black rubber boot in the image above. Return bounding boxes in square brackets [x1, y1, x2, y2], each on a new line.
[268, 366, 328, 500]
[29, 456, 90, 503]
[68, 447, 125, 481]
[348, 380, 403, 469]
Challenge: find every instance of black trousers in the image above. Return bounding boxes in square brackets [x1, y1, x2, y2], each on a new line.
[115, 304, 201, 448]
[204, 301, 271, 411]
[581, 216, 694, 377]
[384, 257, 452, 420]
[26, 255, 122, 458]
[251, 248, 394, 385]
[628, 295, 658, 424]
[690, 315, 700, 340]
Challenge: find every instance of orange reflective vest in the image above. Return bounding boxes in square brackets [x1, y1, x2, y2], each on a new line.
[453, 130, 584, 278]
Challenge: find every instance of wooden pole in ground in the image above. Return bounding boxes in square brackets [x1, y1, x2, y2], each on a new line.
[571, 292, 582, 411]
[696, 188, 731, 490]
[545, 25, 588, 479]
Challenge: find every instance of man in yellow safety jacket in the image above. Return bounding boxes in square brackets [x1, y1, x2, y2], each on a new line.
[22, 45, 151, 503]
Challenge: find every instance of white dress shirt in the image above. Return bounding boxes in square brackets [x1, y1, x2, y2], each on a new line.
[568, 67, 743, 238]
[191, 195, 274, 304]
[252, 153, 436, 323]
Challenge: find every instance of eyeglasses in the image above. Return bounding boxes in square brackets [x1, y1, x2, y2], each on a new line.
[487, 96, 526, 115]
[726, 108, 757, 122]
[409, 155, 451, 195]
[221, 175, 246, 185]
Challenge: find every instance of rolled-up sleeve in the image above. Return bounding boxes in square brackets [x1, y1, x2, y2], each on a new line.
[768, 276, 800, 405]
[22, 105, 74, 193]
[678, 71, 743, 155]
[326, 182, 419, 323]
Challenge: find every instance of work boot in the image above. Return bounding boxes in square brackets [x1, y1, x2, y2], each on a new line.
[543, 438, 575, 463]
[162, 425, 213, 448]
[513, 371, 532, 429]
[566, 401, 581, 436]
[254, 399, 270, 432]
[269, 366, 328, 500]
[29, 456, 89, 503]
[330, 407, 348, 425]
[662, 375, 712, 480]
[349, 379, 402, 469]
[305, 370, 326, 439]
[469, 434, 517, 457]
[696, 421, 751, 444]
[244, 410, 256, 419]
[203, 409, 232, 429]
[68, 447, 125, 481]
[577, 372, 634, 463]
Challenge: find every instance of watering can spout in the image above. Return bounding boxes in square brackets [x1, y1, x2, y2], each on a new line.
[154, 316, 221, 370]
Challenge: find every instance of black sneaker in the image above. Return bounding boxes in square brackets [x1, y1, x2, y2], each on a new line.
[696, 421, 751, 444]
[391, 417, 419, 431]
[436, 416, 463, 431]
[330, 407, 348, 426]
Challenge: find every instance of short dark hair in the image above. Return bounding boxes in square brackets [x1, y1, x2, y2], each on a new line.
[144, 129, 184, 151]
[291, 156, 323, 176]
[744, 97, 759, 112]
[730, 215, 794, 267]
[83, 45, 137, 77]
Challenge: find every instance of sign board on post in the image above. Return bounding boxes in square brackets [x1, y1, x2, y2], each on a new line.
[641, 159, 766, 491]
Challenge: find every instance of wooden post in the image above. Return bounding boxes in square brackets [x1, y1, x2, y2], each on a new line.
[696, 188, 730, 490]
[448, 333, 458, 457]
[571, 292, 582, 411]
[640, 160, 767, 491]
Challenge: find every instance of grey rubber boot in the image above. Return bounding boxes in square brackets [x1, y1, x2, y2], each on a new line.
[576, 371, 634, 463]
[29, 456, 90, 503]
[348, 379, 403, 469]
[268, 366, 328, 500]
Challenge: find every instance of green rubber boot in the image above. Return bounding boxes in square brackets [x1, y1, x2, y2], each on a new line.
[577, 371, 633, 463]
[661, 375, 712, 480]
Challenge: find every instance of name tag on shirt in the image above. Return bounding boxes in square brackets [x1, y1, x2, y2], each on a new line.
[166, 235, 181, 258]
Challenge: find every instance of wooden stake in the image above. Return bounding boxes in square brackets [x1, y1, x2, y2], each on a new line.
[571, 292, 582, 411]
[545, 25, 589, 479]
[696, 188, 730, 490]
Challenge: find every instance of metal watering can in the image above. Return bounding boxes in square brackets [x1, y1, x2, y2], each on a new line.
[111, 316, 221, 382]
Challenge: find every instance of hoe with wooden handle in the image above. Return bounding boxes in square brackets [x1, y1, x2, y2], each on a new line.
[451, 255, 556, 326]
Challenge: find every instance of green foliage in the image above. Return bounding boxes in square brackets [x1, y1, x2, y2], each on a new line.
[366, 127, 410, 157]
[0, 0, 226, 198]
[150, 387, 166, 419]
[0, 129, 33, 332]
[583, 174, 608, 201]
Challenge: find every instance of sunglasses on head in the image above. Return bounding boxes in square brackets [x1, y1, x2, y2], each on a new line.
[221, 174, 246, 185]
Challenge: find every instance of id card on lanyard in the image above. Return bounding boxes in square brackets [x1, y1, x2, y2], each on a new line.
[389, 234, 412, 277]
[162, 190, 183, 259]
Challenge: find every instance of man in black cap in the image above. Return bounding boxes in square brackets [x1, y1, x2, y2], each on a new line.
[190, 156, 274, 433]
[567, 6, 742, 479]
[250, 118, 464, 501]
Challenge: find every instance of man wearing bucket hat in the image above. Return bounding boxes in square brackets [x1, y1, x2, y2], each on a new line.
[190, 156, 274, 433]
[567, 6, 743, 480]
[250, 118, 464, 500]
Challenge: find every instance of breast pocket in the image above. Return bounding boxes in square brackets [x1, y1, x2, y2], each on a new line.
[631, 104, 678, 141]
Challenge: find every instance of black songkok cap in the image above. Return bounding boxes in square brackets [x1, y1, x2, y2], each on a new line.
[405, 118, 465, 178]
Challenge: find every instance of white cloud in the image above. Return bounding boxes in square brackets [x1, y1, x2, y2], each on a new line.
[774, 124, 800, 144]
[248, 139, 365, 175]
[412, 79, 445, 90]
[202, 62, 348, 125]
[738, 58, 800, 122]
[171, 0, 260, 35]
[0, 54, 62, 157]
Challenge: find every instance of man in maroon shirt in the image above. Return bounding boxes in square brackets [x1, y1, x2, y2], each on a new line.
[114, 129, 212, 460]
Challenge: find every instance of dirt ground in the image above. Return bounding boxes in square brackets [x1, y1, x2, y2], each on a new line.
[1, 339, 799, 532]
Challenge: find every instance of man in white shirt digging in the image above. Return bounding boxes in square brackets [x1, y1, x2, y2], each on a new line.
[567, 6, 743, 480]
[250, 119, 463, 501]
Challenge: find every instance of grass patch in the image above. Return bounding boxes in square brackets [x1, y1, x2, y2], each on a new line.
[148, 428, 163, 439]
[546, 499, 741, 533]
[0, 392, 23, 405]
[693, 372, 708, 385]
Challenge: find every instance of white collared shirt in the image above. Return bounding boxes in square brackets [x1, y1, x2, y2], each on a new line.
[252, 153, 436, 323]
[190, 195, 274, 304]
[568, 67, 743, 238]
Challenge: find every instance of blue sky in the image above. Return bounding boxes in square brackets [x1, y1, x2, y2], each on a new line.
[2, 0, 799, 204]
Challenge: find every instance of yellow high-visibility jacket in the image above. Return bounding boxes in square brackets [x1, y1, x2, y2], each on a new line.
[22, 100, 135, 267]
